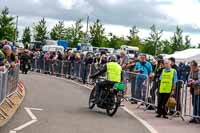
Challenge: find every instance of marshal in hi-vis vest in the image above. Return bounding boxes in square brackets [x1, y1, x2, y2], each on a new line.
[159, 68, 175, 93]
[106, 62, 122, 82]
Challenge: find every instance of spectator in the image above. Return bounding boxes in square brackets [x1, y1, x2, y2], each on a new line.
[57, 51, 63, 61]
[119, 51, 129, 95]
[156, 59, 178, 119]
[188, 60, 200, 123]
[134, 54, 154, 101]
[179, 62, 188, 82]
[169, 57, 180, 79]
[126, 59, 137, 104]
[150, 56, 164, 104]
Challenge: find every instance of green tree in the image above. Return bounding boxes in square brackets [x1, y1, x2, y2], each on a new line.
[184, 35, 191, 49]
[0, 7, 15, 41]
[64, 19, 84, 47]
[50, 21, 65, 40]
[127, 26, 143, 51]
[162, 40, 173, 54]
[108, 33, 125, 48]
[22, 26, 31, 44]
[170, 26, 185, 53]
[33, 18, 48, 42]
[90, 19, 106, 47]
[142, 25, 163, 55]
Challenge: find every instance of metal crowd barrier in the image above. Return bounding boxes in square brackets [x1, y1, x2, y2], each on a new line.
[0, 64, 21, 119]
[0, 70, 8, 105]
[183, 82, 200, 120]
[127, 72, 156, 110]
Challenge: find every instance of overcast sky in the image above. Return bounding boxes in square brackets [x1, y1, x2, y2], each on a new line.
[0, 0, 200, 45]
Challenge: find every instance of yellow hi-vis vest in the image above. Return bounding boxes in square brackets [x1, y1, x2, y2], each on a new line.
[106, 62, 122, 82]
[159, 68, 175, 93]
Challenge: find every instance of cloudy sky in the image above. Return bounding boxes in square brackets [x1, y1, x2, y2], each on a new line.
[0, 0, 200, 45]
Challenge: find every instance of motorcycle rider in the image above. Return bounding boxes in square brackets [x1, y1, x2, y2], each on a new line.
[89, 55, 122, 103]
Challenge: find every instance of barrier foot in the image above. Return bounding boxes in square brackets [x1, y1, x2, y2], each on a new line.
[0, 111, 7, 119]
[0, 107, 8, 117]
[169, 111, 184, 121]
[5, 98, 14, 108]
[16, 90, 23, 98]
[144, 104, 157, 112]
[136, 102, 145, 109]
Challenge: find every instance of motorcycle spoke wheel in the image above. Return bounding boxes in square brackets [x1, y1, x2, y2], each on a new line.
[106, 93, 119, 117]
[89, 87, 96, 109]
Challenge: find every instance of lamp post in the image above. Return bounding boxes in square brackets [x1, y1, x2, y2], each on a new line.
[14, 16, 19, 42]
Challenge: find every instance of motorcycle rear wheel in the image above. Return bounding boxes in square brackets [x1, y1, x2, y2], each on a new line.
[89, 87, 96, 109]
[106, 93, 120, 117]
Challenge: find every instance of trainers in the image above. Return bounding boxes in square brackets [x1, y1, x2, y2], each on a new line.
[163, 116, 168, 119]
[189, 119, 197, 123]
[156, 114, 161, 118]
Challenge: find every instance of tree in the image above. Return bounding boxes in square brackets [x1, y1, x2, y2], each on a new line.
[0, 7, 15, 41]
[22, 26, 31, 44]
[185, 35, 191, 49]
[162, 40, 173, 54]
[90, 19, 106, 47]
[108, 33, 125, 48]
[50, 21, 65, 40]
[127, 26, 143, 50]
[33, 18, 48, 42]
[170, 26, 184, 53]
[64, 19, 84, 47]
[142, 25, 163, 55]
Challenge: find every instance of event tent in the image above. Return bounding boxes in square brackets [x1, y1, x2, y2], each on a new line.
[164, 49, 200, 64]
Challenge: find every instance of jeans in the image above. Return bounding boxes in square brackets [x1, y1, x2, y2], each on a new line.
[135, 75, 147, 101]
[131, 77, 136, 98]
[192, 94, 200, 118]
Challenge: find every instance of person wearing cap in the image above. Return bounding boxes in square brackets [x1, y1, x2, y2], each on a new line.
[89, 55, 122, 103]
[156, 59, 178, 119]
[188, 60, 200, 123]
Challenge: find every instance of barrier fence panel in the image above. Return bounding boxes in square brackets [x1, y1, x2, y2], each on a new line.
[170, 80, 184, 120]
[6, 64, 20, 97]
[183, 81, 200, 120]
[0, 71, 8, 104]
[128, 72, 152, 109]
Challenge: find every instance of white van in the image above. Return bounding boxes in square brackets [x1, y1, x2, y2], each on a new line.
[42, 45, 64, 54]
[120, 45, 139, 58]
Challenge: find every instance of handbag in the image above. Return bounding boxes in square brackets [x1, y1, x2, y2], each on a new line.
[166, 97, 176, 109]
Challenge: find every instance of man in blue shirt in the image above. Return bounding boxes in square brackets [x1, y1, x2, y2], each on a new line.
[134, 54, 154, 101]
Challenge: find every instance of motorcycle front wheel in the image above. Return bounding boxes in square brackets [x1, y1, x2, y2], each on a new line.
[88, 87, 96, 109]
[106, 93, 120, 117]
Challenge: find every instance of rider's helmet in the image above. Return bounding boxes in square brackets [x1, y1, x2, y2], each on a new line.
[109, 55, 117, 62]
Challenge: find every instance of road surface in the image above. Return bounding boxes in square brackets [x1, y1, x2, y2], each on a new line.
[0, 73, 150, 133]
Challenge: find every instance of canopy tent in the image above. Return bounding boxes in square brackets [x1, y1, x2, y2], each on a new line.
[164, 49, 200, 64]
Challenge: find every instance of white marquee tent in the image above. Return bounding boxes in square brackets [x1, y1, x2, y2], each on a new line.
[164, 49, 200, 64]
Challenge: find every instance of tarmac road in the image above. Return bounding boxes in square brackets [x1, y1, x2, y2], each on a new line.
[0, 73, 150, 133]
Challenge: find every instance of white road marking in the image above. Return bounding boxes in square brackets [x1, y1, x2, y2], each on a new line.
[122, 107, 158, 133]
[24, 107, 43, 120]
[13, 120, 37, 131]
[9, 107, 43, 133]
